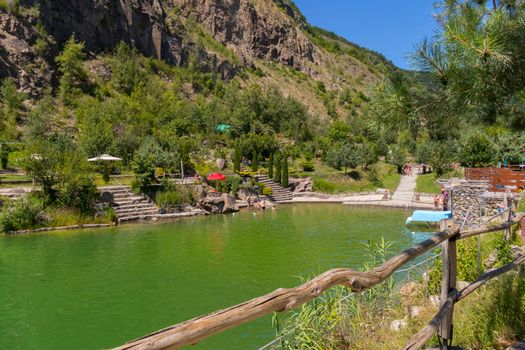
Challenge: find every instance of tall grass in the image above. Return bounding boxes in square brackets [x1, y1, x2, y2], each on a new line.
[275, 234, 525, 349]
[0, 196, 45, 232]
[454, 270, 525, 348]
[275, 239, 400, 349]
[155, 186, 198, 207]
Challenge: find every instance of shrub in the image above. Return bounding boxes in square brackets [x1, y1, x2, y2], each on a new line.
[459, 132, 495, 168]
[58, 173, 99, 215]
[233, 146, 241, 173]
[268, 153, 274, 179]
[274, 152, 282, 183]
[0, 0, 20, 14]
[156, 190, 183, 207]
[0, 196, 46, 232]
[300, 160, 315, 172]
[282, 154, 289, 187]
[255, 181, 265, 194]
[156, 186, 197, 207]
[227, 176, 242, 196]
[251, 151, 259, 171]
[106, 207, 117, 223]
[313, 177, 336, 193]
[262, 187, 273, 196]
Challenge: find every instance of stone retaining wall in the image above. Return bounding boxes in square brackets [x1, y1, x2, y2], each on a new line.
[447, 181, 504, 227]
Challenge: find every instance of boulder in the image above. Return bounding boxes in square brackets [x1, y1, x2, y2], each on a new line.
[197, 192, 239, 214]
[221, 193, 238, 214]
[216, 158, 226, 170]
[289, 177, 312, 193]
[390, 318, 407, 332]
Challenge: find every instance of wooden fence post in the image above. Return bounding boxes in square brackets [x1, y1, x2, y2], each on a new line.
[505, 193, 513, 240]
[439, 219, 457, 349]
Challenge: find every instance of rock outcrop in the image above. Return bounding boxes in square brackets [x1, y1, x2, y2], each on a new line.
[1, 0, 323, 90]
[0, 11, 54, 96]
[198, 192, 239, 214]
[172, 0, 317, 71]
[289, 177, 313, 193]
[38, 0, 185, 65]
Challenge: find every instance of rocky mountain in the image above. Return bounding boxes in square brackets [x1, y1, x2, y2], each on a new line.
[0, 0, 397, 117]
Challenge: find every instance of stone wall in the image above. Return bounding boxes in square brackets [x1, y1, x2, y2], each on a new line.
[447, 181, 504, 228]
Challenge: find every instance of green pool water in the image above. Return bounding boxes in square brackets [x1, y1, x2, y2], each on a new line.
[0, 204, 432, 350]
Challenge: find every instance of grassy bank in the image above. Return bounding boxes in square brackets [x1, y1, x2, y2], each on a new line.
[415, 173, 441, 193]
[0, 195, 115, 233]
[292, 161, 400, 194]
[276, 229, 524, 349]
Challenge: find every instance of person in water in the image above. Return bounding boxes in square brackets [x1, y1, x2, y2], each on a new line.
[434, 194, 440, 209]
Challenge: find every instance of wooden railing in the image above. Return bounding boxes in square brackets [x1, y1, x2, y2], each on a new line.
[465, 167, 525, 192]
[113, 213, 525, 350]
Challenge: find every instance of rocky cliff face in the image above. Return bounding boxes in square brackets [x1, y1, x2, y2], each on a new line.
[36, 0, 319, 71]
[1, 0, 322, 89]
[171, 0, 317, 70]
[0, 0, 392, 113]
[0, 11, 53, 96]
[38, 0, 183, 64]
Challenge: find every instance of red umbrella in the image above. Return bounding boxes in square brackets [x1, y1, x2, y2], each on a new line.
[207, 172, 226, 181]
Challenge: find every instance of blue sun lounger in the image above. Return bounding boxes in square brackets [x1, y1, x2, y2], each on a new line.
[405, 210, 452, 225]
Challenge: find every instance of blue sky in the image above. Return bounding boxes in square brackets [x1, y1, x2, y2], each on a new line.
[293, 1, 439, 69]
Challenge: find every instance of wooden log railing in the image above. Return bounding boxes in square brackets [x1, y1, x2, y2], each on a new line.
[113, 213, 525, 350]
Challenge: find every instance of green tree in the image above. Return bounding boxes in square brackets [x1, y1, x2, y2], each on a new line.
[233, 145, 241, 173]
[281, 154, 289, 188]
[56, 36, 87, 105]
[132, 138, 170, 190]
[22, 139, 62, 201]
[412, 1, 525, 126]
[326, 142, 358, 174]
[390, 146, 406, 174]
[0, 144, 10, 169]
[0, 78, 25, 139]
[56, 152, 99, 215]
[327, 120, 351, 142]
[268, 153, 274, 179]
[251, 151, 259, 172]
[459, 132, 495, 168]
[274, 152, 282, 183]
[376, 136, 389, 158]
[110, 42, 144, 95]
[356, 142, 377, 169]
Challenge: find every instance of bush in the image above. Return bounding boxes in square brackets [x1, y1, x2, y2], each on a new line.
[156, 190, 184, 207]
[282, 155, 289, 187]
[0, 0, 20, 14]
[262, 187, 273, 196]
[227, 176, 242, 196]
[459, 132, 495, 168]
[106, 207, 117, 223]
[0, 196, 46, 232]
[58, 174, 99, 215]
[300, 160, 315, 172]
[313, 177, 336, 193]
[155, 186, 197, 207]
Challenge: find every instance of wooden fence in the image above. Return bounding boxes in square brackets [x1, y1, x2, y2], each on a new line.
[113, 213, 525, 350]
[465, 167, 525, 192]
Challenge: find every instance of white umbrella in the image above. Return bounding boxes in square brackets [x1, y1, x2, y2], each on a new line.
[88, 154, 122, 162]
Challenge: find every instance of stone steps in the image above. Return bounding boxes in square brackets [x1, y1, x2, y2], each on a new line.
[99, 185, 159, 223]
[114, 207, 158, 215]
[255, 176, 293, 202]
